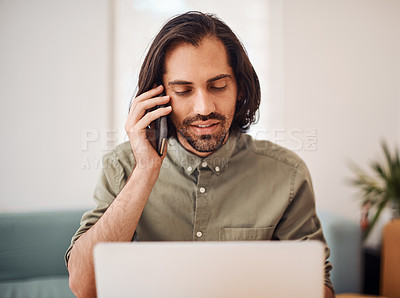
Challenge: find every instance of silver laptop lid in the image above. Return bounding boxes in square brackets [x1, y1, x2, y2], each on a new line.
[94, 241, 324, 298]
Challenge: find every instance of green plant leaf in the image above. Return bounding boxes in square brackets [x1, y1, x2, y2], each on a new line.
[349, 140, 400, 241]
[363, 196, 390, 240]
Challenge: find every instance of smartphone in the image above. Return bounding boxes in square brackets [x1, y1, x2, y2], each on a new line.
[148, 91, 168, 156]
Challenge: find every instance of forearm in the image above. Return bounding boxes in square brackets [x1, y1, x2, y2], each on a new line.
[68, 167, 159, 298]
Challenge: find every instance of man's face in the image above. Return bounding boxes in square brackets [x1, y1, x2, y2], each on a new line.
[163, 37, 238, 157]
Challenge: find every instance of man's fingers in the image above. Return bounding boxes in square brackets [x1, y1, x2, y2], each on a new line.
[130, 85, 164, 107]
[138, 85, 164, 100]
[125, 105, 172, 137]
[128, 95, 170, 126]
[128, 85, 165, 117]
[124, 85, 171, 160]
[138, 95, 170, 112]
[136, 106, 172, 130]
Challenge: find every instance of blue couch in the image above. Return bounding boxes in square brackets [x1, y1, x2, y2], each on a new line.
[0, 209, 362, 297]
[0, 210, 84, 298]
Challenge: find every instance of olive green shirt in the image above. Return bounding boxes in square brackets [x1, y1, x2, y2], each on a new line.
[66, 133, 334, 292]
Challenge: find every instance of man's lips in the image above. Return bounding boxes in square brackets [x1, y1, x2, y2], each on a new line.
[189, 121, 220, 134]
[190, 120, 219, 127]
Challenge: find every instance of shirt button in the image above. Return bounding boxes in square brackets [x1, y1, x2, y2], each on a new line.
[201, 161, 207, 168]
[199, 187, 206, 194]
[187, 166, 193, 172]
[196, 231, 203, 238]
[215, 166, 220, 172]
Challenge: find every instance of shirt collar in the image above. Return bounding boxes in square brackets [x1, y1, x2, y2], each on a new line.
[167, 132, 240, 175]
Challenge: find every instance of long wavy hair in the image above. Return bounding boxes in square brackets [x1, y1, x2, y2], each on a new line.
[135, 11, 260, 133]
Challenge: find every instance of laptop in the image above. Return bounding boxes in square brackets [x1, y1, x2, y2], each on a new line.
[94, 241, 324, 298]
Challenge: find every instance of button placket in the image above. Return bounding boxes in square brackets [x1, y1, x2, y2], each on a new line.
[193, 167, 212, 241]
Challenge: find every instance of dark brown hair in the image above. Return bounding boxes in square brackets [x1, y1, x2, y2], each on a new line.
[136, 11, 260, 133]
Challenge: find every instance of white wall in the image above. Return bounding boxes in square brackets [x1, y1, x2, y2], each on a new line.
[0, 0, 110, 212]
[282, 0, 400, 221]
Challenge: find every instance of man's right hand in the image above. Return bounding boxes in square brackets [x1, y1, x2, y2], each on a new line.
[124, 85, 172, 171]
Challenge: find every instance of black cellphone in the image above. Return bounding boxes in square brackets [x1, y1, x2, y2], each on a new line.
[148, 91, 168, 156]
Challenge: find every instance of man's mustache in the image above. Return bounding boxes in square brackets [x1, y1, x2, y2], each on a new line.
[182, 113, 226, 126]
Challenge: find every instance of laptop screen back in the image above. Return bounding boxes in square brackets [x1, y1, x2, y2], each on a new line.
[94, 241, 324, 298]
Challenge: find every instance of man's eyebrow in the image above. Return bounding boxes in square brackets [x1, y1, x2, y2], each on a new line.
[207, 74, 232, 83]
[167, 74, 232, 86]
[168, 80, 193, 86]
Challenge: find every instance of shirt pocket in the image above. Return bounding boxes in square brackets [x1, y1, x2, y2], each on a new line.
[219, 227, 275, 241]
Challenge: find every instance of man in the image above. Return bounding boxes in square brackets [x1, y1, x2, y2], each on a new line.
[66, 11, 335, 298]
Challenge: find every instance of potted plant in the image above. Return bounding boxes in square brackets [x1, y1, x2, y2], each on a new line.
[349, 141, 400, 240]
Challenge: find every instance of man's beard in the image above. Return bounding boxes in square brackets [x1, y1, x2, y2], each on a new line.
[175, 112, 230, 153]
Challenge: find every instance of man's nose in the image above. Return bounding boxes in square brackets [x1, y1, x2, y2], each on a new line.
[192, 89, 215, 115]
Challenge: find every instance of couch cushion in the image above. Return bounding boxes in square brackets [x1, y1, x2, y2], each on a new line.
[0, 276, 74, 298]
[0, 210, 84, 281]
